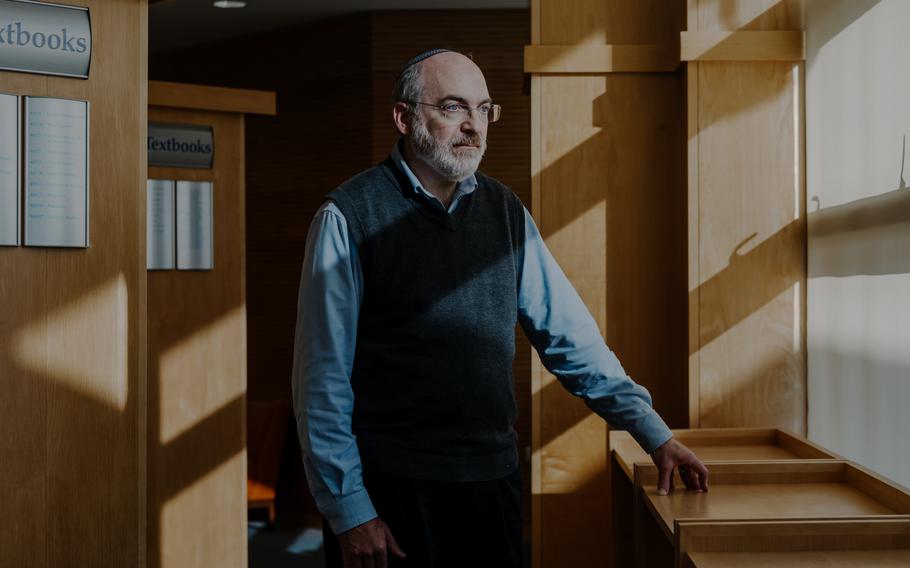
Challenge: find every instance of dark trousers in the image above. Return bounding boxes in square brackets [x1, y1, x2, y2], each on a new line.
[322, 468, 523, 568]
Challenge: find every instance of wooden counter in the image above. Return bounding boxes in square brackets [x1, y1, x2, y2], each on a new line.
[637, 461, 910, 538]
[632, 461, 910, 567]
[678, 518, 910, 568]
[610, 428, 838, 567]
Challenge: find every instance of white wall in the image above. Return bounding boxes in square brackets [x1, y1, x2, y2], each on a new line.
[806, 0, 910, 488]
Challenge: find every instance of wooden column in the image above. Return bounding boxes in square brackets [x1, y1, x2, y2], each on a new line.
[146, 82, 275, 568]
[685, 0, 807, 431]
[0, 1, 148, 566]
[528, 2, 687, 566]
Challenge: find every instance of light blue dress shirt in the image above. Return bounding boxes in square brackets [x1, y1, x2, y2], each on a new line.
[291, 143, 673, 535]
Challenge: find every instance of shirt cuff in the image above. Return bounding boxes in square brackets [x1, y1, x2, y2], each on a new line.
[628, 411, 674, 454]
[320, 487, 378, 535]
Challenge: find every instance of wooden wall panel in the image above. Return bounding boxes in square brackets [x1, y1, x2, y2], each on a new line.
[147, 108, 247, 568]
[0, 1, 147, 566]
[0, 70, 49, 568]
[534, 2, 610, 563]
[688, 0, 806, 432]
[531, 1, 687, 567]
[537, 73, 611, 568]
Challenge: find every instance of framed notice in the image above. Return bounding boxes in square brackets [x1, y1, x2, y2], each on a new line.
[176, 180, 213, 270]
[147, 179, 175, 270]
[23, 96, 89, 248]
[0, 93, 19, 246]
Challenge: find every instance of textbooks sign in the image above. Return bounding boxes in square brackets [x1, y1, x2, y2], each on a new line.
[0, 0, 92, 79]
[148, 123, 215, 169]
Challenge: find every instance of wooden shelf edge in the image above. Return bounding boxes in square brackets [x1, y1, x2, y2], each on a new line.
[680, 31, 805, 62]
[149, 80, 277, 115]
[524, 44, 679, 74]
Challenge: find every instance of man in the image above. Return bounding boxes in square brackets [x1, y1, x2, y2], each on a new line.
[292, 49, 708, 568]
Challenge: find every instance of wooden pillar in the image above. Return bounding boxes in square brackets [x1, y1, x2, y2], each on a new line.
[527, 2, 687, 566]
[146, 82, 275, 568]
[685, 0, 807, 432]
[0, 1, 148, 566]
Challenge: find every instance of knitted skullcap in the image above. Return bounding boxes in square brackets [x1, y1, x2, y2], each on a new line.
[399, 48, 451, 75]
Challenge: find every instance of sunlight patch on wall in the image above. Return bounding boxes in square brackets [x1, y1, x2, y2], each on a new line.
[12, 273, 129, 411]
[539, 413, 606, 494]
[158, 305, 245, 444]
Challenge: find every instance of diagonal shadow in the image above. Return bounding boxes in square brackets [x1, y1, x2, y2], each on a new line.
[809, 185, 910, 277]
[701, 0, 804, 32]
[694, 141, 910, 356]
[151, 394, 246, 504]
[693, 217, 804, 353]
[805, 0, 883, 60]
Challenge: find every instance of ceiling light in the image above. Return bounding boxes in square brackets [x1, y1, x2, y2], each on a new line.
[213, 0, 246, 8]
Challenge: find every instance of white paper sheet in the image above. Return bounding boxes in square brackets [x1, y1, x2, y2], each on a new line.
[176, 180, 213, 270]
[147, 179, 175, 270]
[0, 93, 19, 246]
[23, 96, 89, 248]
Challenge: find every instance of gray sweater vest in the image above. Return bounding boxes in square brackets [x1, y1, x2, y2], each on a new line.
[326, 158, 525, 481]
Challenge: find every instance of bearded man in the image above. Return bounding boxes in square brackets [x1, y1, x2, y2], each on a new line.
[292, 49, 708, 568]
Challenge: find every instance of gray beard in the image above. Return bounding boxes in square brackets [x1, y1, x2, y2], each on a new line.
[410, 118, 486, 182]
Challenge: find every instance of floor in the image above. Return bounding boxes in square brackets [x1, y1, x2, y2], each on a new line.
[249, 520, 532, 568]
[249, 520, 326, 568]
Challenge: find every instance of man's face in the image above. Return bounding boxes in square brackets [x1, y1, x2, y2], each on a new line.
[408, 53, 491, 182]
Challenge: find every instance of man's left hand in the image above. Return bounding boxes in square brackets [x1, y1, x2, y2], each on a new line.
[649, 437, 709, 495]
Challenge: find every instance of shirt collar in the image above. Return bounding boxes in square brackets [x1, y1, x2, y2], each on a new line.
[390, 140, 478, 207]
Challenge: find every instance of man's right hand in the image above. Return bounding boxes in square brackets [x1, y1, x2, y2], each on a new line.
[337, 517, 406, 568]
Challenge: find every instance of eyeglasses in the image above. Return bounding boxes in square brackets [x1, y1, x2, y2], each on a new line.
[408, 101, 502, 123]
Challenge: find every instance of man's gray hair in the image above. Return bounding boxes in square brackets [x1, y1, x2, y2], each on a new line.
[393, 62, 423, 114]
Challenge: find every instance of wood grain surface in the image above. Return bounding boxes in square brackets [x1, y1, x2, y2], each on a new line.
[633, 461, 910, 543]
[610, 426, 837, 567]
[0, 1, 147, 566]
[149, 81, 275, 116]
[681, 31, 805, 61]
[524, 44, 678, 73]
[679, 518, 910, 568]
[531, 1, 687, 566]
[147, 104, 248, 568]
[687, 0, 807, 433]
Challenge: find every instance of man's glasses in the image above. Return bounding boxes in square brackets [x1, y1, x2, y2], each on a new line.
[408, 101, 502, 123]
